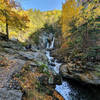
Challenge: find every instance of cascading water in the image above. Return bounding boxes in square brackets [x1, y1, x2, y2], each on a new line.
[46, 37, 61, 74]
[50, 37, 55, 49]
[45, 37, 71, 100]
[45, 36, 100, 100]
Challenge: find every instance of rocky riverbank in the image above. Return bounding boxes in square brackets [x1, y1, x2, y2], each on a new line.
[0, 34, 64, 100]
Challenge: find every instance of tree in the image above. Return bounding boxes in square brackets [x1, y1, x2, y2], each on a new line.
[61, 0, 81, 48]
[0, 0, 29, 40]
[76, 0, 100, 47]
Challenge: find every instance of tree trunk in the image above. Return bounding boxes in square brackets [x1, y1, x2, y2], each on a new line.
[6, 18, 9, 40]
[86, 23, 89, 47]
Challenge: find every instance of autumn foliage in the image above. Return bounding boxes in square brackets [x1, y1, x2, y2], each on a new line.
[61, 0, 100, 49]
[0, 0, 29, 40]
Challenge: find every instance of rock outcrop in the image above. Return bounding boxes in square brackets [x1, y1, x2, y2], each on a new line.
[60, 63, 100, 85]
[37, 32, 54, 49]
[18, 50, 48, 65]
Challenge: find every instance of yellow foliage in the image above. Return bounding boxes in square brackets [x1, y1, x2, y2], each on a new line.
[62, 0, 81, 45]
[61, 0, 99, 48]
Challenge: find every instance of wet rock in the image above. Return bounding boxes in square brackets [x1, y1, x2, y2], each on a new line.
[54, 75, 62, 85]
[46, 48, 54, 51]
[51, 58, 55, 62]
[49, 63, 55, 66]
[60, 64, 70, 77]
[0, 88, 22, 100]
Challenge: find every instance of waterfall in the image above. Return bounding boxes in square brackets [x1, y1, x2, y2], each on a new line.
[50, 37, 55, 49]
[46, 37, 61, 74]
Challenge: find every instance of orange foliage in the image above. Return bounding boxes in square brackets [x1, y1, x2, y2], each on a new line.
[53, 91, 64, 100]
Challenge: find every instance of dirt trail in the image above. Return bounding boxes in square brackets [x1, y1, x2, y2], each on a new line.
[0, 54, 25, 88]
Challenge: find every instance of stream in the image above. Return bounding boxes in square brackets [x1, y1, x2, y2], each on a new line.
[45, 37, 100, 100]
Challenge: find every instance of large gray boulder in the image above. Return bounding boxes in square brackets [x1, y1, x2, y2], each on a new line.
[60, 64, 100, 85]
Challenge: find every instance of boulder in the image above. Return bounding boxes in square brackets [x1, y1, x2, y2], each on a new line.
[60, 64, 72, 78]
[60, 64, 100, 85]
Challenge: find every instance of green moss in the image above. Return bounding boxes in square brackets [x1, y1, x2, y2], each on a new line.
[39, 64, 50, 76]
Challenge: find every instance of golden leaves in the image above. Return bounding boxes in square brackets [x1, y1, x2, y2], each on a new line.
[62, 0, 80, 42]
[0, 0, 29, 31]
[61, 0, 99, 48]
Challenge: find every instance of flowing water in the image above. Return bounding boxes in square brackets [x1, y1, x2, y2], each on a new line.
[45, 37, 100, 100]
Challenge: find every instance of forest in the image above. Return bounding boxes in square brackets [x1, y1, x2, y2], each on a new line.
[0, 0, 100, 100]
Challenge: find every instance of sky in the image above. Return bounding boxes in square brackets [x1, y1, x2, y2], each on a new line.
[20, 0, 65, 11]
